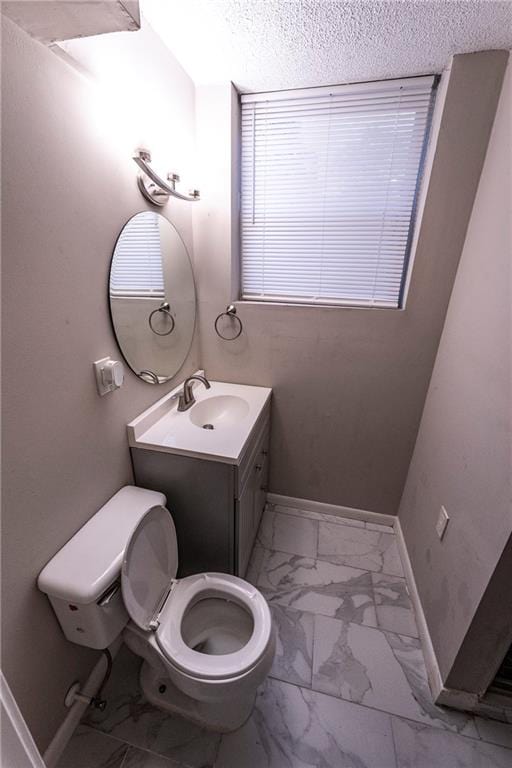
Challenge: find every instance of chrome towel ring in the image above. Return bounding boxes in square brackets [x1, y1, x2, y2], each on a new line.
[148, 302, 175, 336]
[214, 304, 243, 341]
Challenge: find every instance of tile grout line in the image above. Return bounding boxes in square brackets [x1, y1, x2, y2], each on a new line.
[276, 504, 395, 532]
[79, 724, 199, 768]
[265, 589, 420, 642]
[118, 743, 130, 768]
[389, 716, 401, 768]
[257, 541, 407, 580]
[266, 676, 512, 753]
[212, 729, 224, 768]
[276, 505, 373, 530]
[77, 724, 134, 750]
[130, 743, 189, 768]
[369, 572, 420, 641]
[387, 712, 512, 754]
[369, 573, 381, 638]
[310, 613, 317, 689]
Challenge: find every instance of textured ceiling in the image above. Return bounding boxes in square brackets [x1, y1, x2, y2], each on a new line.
[141, 0, 512, 92]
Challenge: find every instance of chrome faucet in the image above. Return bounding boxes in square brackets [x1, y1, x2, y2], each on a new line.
[177, 374, 211, 412]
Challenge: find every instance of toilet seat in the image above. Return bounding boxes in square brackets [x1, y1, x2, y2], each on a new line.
[155, 572, 272, 680]
[122, 505, 272, 682]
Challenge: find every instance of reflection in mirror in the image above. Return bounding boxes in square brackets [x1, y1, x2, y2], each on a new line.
[109, 212, 196, 383]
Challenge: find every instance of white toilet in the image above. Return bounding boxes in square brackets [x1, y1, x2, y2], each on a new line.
[38, 486, 275, 732]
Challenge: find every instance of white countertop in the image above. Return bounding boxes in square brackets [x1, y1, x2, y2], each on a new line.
[127, 377, 272, 464]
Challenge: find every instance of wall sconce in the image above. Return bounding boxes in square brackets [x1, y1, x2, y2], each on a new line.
[133, 148, 200, 206]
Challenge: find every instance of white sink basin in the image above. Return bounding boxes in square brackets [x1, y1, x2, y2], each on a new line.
[189, 395, 249, 429]
[127, 376, 271, 464]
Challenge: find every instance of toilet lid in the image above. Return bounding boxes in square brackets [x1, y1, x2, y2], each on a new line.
[121, 505, 178, 630]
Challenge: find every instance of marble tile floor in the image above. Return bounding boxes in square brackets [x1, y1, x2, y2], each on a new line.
[58, 503, 512, 768]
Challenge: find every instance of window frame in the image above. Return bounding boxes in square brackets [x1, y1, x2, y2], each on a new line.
[238, 75, 439, 310]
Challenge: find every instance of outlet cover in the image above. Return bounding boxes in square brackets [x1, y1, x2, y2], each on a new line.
[436, 506, 450, 540]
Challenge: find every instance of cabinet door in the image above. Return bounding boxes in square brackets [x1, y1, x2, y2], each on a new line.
[236, 474, 256, 577]
[253, 448, 268, 538]
[235, 420, 270, 576]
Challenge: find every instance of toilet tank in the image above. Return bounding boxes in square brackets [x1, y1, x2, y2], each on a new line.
[38, 485, 166, 649]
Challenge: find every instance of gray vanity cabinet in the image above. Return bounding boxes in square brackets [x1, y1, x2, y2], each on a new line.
[130, 408, 269, 578]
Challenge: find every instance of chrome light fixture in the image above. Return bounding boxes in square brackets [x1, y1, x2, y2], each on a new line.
[133, 148, 200, 206]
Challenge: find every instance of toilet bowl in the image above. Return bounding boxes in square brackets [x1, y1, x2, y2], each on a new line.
[123, 571, 275, 728]
[121, 506, 274, 726]
[38, 486, 275, 732]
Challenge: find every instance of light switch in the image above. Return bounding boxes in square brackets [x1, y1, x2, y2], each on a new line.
[93, 357, 124, 396]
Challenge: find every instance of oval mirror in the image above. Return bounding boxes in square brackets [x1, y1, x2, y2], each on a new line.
[109, 212, 196, 383]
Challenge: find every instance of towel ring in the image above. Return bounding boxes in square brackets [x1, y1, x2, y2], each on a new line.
[148, 302, 175, 336]
[214, 304, 243, 341]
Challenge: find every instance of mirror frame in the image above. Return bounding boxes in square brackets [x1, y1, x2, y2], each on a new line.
[107, 212, 197, 384]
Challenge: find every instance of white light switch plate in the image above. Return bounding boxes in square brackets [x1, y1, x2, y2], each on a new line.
[436, 505, 450, 540]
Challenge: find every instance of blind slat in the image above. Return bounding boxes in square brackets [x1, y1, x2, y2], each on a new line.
[241, 76, 436, 308]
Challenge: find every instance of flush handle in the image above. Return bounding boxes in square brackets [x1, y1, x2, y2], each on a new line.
[98, 582, 120, 607]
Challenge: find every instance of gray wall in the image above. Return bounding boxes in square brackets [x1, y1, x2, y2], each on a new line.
[398, 57, 511, 689]
[447, 533, 512, 693]
[195, 52, 508, 516]
[1, 17, 199, 750]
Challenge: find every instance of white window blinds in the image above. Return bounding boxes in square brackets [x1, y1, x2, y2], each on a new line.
[110, 211, 165, 298]
[240, 76, 437, 308]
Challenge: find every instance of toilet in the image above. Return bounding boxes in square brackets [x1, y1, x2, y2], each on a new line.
[38, 486, 275, 732]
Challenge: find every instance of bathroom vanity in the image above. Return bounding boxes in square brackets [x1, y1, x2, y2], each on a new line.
[127, 378, 271, 577]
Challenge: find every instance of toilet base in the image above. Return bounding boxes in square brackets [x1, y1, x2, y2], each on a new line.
[139, 661, 256, 733]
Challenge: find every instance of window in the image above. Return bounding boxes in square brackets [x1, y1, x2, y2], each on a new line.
[110, 211, 165, 298]
[240, 76, 437, 308]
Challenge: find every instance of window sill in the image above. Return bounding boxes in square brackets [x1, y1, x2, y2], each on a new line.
[235, 299, 404, 312]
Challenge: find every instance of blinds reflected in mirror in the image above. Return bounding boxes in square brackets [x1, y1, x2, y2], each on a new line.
[110, 211, 165, 298]
[241, 76, 437, 308]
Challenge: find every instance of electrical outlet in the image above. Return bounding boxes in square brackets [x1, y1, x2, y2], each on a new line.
[436, 506, 450, 540]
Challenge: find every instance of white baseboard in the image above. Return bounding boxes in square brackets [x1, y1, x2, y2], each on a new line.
[266, 493, 396, 527]
[393, 517, 445, 700]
